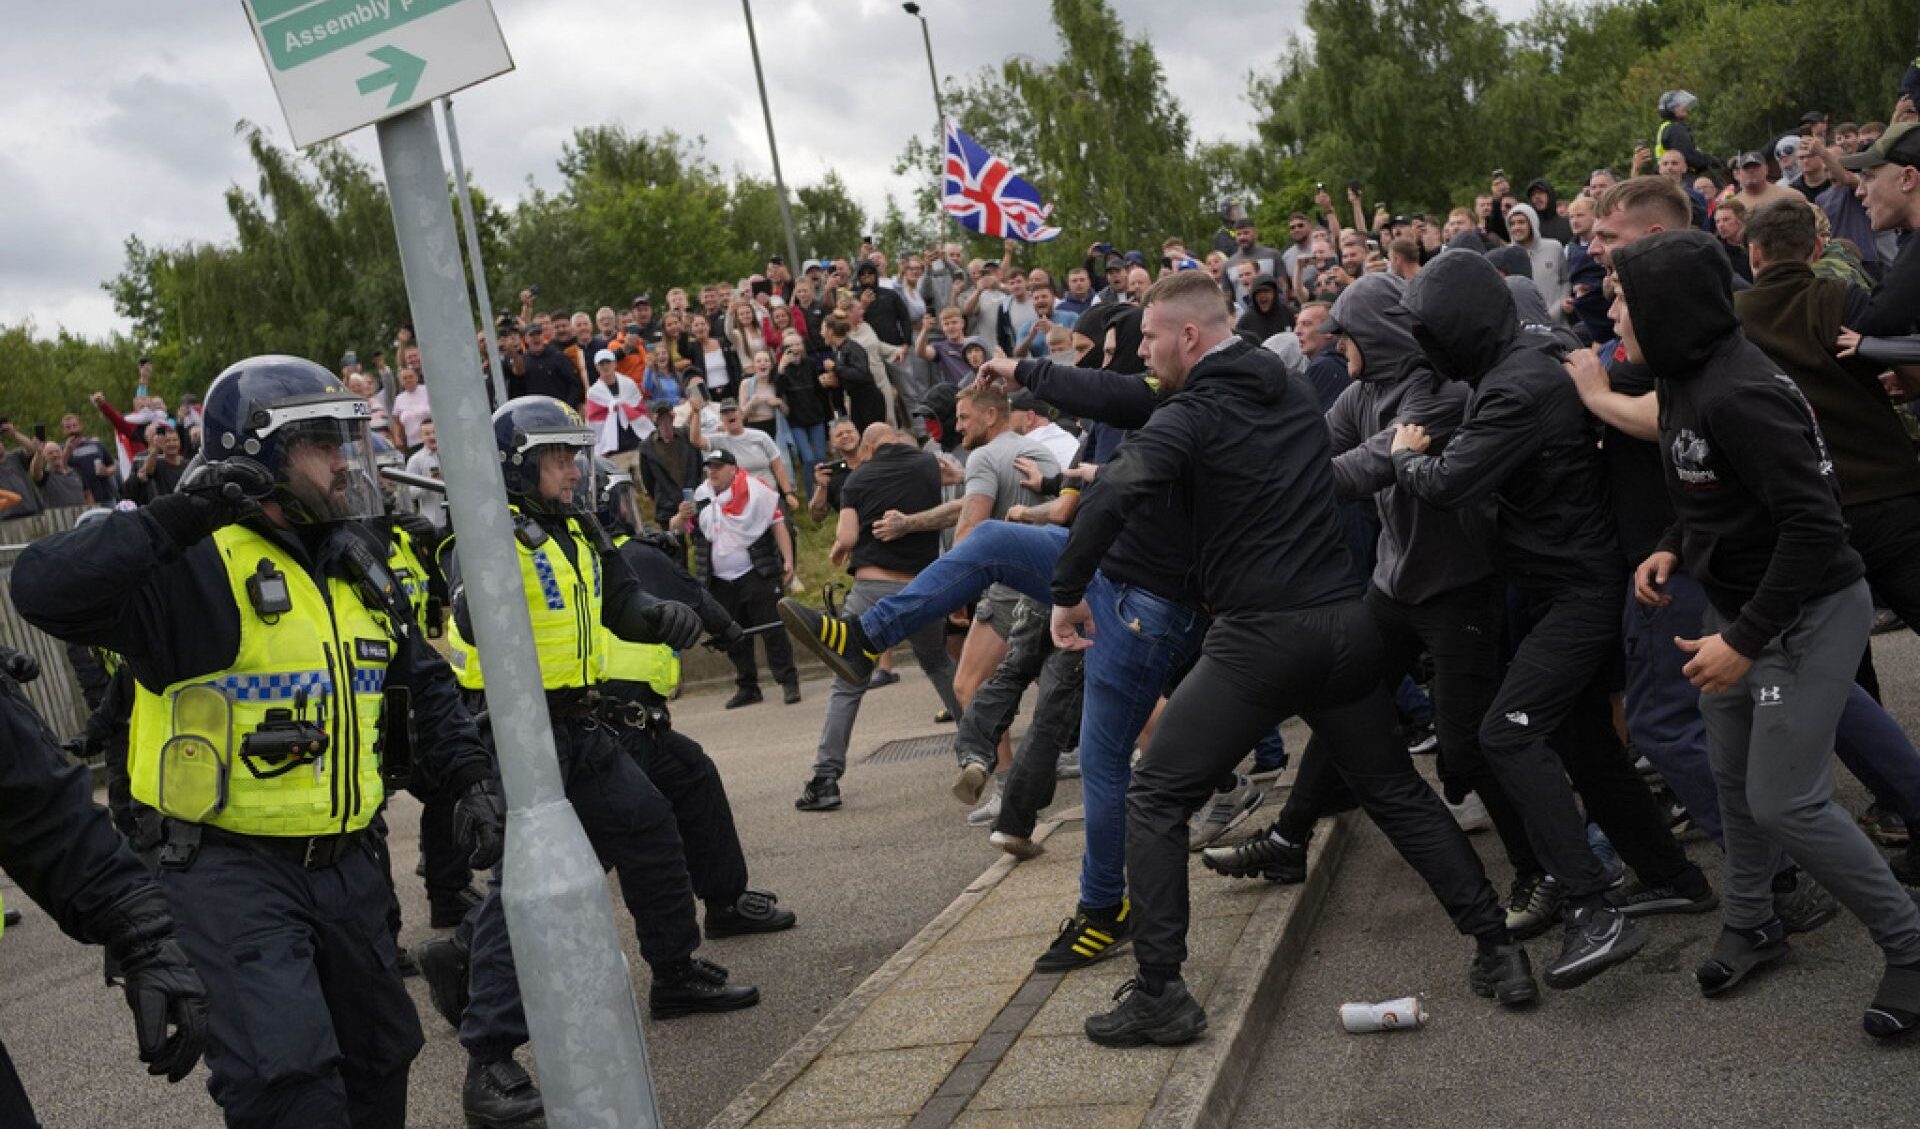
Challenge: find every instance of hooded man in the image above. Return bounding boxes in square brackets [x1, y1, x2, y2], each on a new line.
[1505, 203, 1570, 324]
[1390, 250, 1713, 982]
[1234, 273, 1293, 342]
[1212, 273, 1544, 916]
[1525, 179, 1575, 244]
[1615, 230, 1920, 1033]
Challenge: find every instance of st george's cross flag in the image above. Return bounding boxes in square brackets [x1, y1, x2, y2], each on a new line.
[942, 120, 1061, 243]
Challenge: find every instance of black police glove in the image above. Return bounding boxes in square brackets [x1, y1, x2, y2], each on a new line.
[89, 886, 210, 1084]
[709, 621, 746, 651]
[640, 600, 704, 650]
[0, 646, 39, 684]
[454, 779, 507, 870]
[393, 511, 441, 553]
[151, 456, 275, 549]
[636, 528, 684, 558]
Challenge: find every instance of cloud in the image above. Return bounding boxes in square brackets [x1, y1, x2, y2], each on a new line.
[0, 0, 1536, 340]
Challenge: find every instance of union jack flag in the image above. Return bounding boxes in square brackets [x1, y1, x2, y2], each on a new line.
[942, 120, 1060, 243]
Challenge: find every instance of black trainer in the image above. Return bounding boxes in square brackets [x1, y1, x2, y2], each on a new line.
[1504, 873, 1566, 941]
[1773, 870, 1839, 934]
[650, 956, 761, 1019]
[782, 682, 802, 705]
[430, 885, 485, 930]
[795, 775, 842, 812]
[1606, 876, 1719, 918]
[779, 598, 877, 686]
[1200, 829, 1306, 885]
[1543, 901, 1648, 989]
[706, 889, 798, 939]
[1034, 902, 1132, 973]
[1695, 919, 1788, 998]
[1084, 976, 1208, 1047]
[463, 1057, 543, 1128]
[725, 687, 764, 709]
[1468, 943, 1540, 1006]
[414, 935, 471, 1030]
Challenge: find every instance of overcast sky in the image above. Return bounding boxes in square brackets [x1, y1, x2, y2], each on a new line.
[1, 0, 1529, 340]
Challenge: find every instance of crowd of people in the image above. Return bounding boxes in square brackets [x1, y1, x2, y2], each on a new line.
[2, 76, 1919, 1127]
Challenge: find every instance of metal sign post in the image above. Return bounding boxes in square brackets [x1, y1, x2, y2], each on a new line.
[441, 97, 507, 406]
[240, 2, 661, 1124]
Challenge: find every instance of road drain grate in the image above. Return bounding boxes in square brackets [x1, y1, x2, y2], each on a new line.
[862, 734, 954, 765]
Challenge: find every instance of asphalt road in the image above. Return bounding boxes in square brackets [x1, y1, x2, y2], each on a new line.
[0, 666, 1034, 1129]
[1231, 628, 1920, 1129]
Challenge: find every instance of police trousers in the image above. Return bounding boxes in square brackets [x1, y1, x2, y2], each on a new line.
[160, 830, 421, 1129]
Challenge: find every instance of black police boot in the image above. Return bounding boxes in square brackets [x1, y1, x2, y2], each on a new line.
[463, 1056, 543, 1128]
[650, 956, 761, 1019]
[431, 885, 485, 930]
[415, 935, 472, 1030]
[705, 889, 798, 939]
[725, 687, 764, 709]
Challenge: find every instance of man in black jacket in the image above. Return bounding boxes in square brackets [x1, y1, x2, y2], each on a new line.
[1614, 230, 1920, 1033]
[1059, 271, 1524, 1047]
[0, 652, 208, 1125]
[1391, 251, 1710, 989]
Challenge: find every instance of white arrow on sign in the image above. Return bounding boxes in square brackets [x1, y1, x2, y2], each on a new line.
[241, 0, 514, 149]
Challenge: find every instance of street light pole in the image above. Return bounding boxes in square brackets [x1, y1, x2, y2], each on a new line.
[741, 0, 803, 275]
[904, 3, 950, 239]
[440, 97, 506, 407]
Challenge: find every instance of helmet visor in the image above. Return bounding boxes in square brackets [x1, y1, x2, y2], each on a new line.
[518, 445, 600, 513]
[281, 415, 384, 523]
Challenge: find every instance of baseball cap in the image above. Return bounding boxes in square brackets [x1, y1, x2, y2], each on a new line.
[631, 293, 652, 307]
[1841, 122, 1920, 171]
[1122, 250, 1149, 267]
[703, 447, 738, 466]
[1389, 214, 1413, 227]
[768, 254, 786, 265]
[802, 259, 826, 273]
[1105, 255, 1128, 271]
[651, 400, 675, 416]
[1800, 110, 1828, 125]
[593, 348, 616, 365]
[1008, 388, 1039, 412]
[1732, 151, 1767, 169]
[717, 397, 740, 413]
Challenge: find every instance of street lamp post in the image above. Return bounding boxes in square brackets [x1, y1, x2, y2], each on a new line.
[903, 2, 951, 238]
[741, 0, 803, 275]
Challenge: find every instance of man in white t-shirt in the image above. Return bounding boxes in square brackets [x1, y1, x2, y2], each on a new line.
[404, 419, 447, 530]
[684, 447, 800, 707]
[694, 397, 800, 515]
[1008, 389, 1081, 469]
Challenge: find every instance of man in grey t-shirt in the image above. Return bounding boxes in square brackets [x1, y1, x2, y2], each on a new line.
[698, 398, 800, 515]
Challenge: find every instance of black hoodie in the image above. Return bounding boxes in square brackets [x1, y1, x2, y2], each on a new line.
[1525, 179, 1575, 244]
[1391, 250, 1621, 590]
[1235, 273, 1294, 342]
[1615, 230, 1863, 659]
[1052, 338, 1354, 614]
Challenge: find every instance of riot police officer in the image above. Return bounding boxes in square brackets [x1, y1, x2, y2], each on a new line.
[595, 463, 796, 937]
[0, 648, 209, 1127]
[13, 356, 506, 1129]
[437, 397, 759, 1127]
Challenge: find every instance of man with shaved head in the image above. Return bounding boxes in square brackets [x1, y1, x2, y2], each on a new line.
[1063, 271, 1522, 1047]
[795, 421, 964, 811]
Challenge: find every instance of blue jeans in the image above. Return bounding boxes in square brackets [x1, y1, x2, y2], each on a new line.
[1620, 571, 1724, 843]
[859, 521, 1065, 648]
[1836, 684, 1920, 827]
[789, 422, 827, 489]
[1077, 573, 1208, 908]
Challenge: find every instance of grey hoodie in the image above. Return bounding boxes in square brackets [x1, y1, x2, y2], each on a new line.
[1324, 273, 1494, 603]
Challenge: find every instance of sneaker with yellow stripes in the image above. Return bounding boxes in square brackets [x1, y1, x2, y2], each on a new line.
[1033, 900, 1131, 973]
[779, 598, 878, 686]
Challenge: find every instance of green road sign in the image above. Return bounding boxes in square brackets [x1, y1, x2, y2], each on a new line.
[242, 0, 513, 148]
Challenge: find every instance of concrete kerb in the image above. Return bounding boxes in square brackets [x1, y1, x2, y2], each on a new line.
[701, 813, 1076, 1129]
[1143, 811, 1355, 1129]
[705, 801, 1359, 1129]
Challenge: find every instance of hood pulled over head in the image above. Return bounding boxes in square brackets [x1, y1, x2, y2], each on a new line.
[1610, 228, 1737, 378]
[1325, 272, 1417, 382]
[1400, 250, 1518, 384]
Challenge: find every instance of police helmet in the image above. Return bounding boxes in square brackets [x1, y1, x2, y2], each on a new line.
[200, 355, 383, 524]
[493, 396, 598, 514]
[1659, 89, 1698, 116]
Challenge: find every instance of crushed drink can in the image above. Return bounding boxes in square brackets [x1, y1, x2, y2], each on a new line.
[1339, 996, 1426, 1033]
